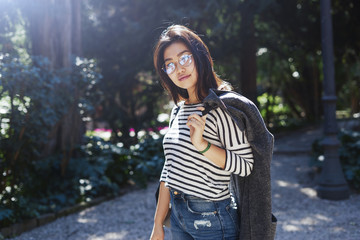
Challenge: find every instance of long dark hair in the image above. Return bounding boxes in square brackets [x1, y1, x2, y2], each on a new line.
[153, 25, 229, 105]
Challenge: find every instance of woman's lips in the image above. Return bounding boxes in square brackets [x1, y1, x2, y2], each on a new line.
[178, 74, 190, 81]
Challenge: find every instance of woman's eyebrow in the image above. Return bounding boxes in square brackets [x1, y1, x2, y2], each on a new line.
[164, 50, 190, 62]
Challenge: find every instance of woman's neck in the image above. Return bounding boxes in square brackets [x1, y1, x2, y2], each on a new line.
[186, 88, 201, 104]
[186, 95, 201, 104]
[185, 100, 201, 105]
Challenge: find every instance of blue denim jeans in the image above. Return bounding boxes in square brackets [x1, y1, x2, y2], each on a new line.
[169, 189, 239, 240]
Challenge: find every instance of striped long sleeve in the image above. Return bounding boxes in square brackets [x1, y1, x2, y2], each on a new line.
[212, 107, 254, 176]
[160, 103, 254, 200]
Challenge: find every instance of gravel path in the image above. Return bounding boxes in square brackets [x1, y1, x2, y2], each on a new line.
[272, 155, 360, 240]
[11, 126, 360, 240]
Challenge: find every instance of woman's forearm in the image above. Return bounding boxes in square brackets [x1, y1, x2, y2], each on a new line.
[195, 140, 254, 176]
[154, 181, 170, 226]
[196, 140, 226, 169]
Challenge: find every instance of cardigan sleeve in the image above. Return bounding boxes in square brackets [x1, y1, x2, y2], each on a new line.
[214, 107, 254, 177]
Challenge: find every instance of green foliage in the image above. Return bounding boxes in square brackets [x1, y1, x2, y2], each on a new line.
[0, 0, 23, 56]
[0, 53, 102, 227]
[339, 131, 360, 189]
[0, 52, 165, 228]
[0, 54, 99, 166]
[0, 207, 13, 227]
[129, 135, 165, 187]
[0, 54, 69, 226]
[0, 132, 165, 228]
[258, 92, 303, 131]
[105, 134, 165, 188]
[257, 0, 360, 120]
[311, 130, 360, 190]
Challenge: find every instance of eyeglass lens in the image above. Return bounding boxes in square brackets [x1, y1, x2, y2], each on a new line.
[163, 54, 192, 75]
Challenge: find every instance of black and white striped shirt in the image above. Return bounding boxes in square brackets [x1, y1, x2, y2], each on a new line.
[160, 102, 254, 201]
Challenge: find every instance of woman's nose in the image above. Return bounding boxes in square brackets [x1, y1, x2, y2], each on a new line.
[176, 63, 185, 74]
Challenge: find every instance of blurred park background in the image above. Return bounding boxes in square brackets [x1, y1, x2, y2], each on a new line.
[0, 0, 359, 236]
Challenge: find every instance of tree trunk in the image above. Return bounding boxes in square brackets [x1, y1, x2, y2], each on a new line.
[239, 5, 258, 106]
[26, 0, 84, 175]
[72, 0, 82, 56]
[27, 0, 72, 68]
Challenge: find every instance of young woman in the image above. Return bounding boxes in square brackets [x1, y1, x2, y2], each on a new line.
[150, 25, 257, 240]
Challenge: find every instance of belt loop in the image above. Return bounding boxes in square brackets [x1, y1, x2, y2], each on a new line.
[181, 192, 186, 201]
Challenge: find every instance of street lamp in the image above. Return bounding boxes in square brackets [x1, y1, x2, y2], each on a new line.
[317, 0, 349, 200]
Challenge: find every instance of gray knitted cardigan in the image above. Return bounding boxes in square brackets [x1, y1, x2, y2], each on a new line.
[203, 89, 277, 240]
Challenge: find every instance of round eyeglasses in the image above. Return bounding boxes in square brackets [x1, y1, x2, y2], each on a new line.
[162, 54, 193, 75]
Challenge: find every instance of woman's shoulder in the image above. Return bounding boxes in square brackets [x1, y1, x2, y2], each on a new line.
[215, 89, 256, 108]
[207, 89, 259, 123]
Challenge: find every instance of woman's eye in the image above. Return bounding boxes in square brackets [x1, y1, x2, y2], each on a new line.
[180, 57, 186, 64]
[166, 63, 174, 69]
[180, 55, 191, 65]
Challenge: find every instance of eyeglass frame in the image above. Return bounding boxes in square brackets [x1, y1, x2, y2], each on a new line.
[162, 53, 193, 75]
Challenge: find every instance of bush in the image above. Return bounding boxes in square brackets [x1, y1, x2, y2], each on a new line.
[129, 135, 165, 187]
[0, 133, 165, 228]
[257, 92, 305, 132]
[311, 129, 360, 191]
[0, 53, 166, 228]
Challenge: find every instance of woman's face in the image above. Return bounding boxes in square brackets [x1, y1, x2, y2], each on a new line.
[163, 42, 198, 94]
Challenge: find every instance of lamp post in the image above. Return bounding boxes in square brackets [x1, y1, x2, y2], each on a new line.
[317, 0, 349, 200]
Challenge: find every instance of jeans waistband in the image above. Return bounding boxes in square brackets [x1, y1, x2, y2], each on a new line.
[170, 188, 211, 201]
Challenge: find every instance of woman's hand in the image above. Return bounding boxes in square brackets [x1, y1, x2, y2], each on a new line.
[150, 224, 164, 240]
[187, 106, 227, 169]
[186, 107, 208, 151]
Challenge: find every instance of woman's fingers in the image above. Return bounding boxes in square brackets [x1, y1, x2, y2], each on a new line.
[197, 106, 205, 111]
[187, 117, 204, 130]
[187, 113, 206, 124]
[187, 106, 208, 124]
[197, 106, 208, 120]
[186, 108, 209, 150]
[186, 118, 200, 130]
